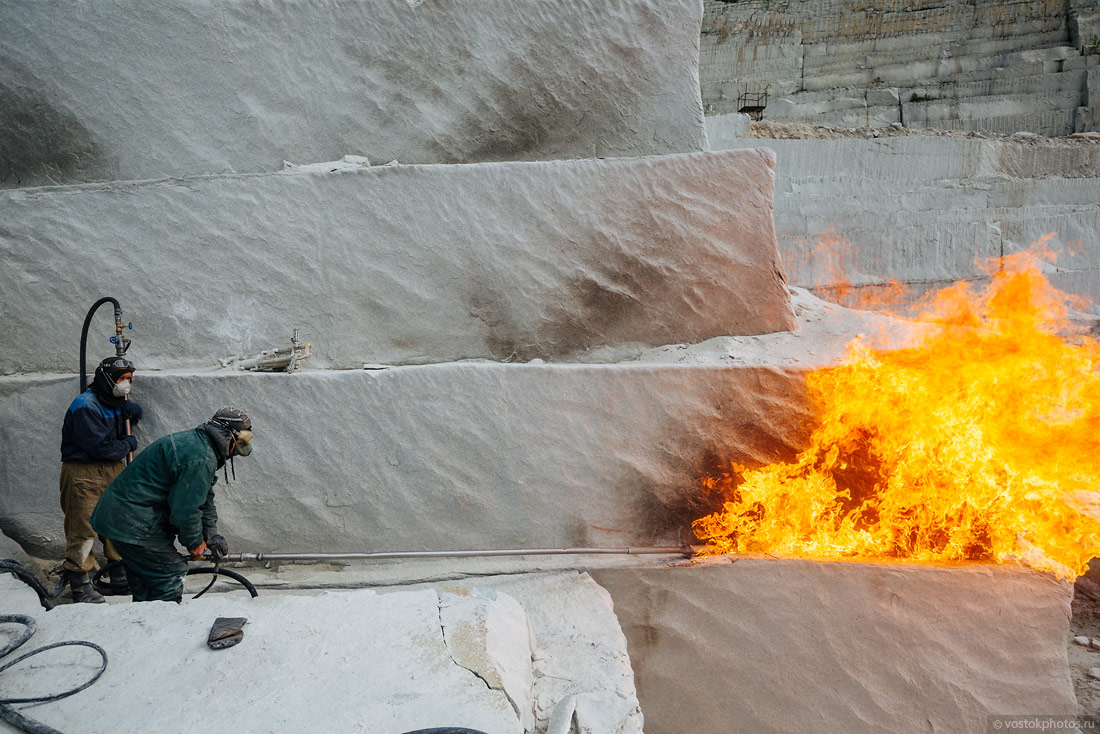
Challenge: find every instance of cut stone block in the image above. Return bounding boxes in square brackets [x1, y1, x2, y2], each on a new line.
[440, 588, 536, 731]
[0, 360, 816, 559]
[704, 113, 752, 148]
[0, 580, 525, 733]
[866, 86, 901, 107]
[0, 0, 706, 187]
[591, 557, 1077, 734]
[456, 571, 644, 734]
[0, 571, 647, 734]
[0, 151, 793, 375]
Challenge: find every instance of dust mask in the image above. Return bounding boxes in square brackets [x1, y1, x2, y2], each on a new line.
[233, 429, 253, 456]
[112, 379, 132, 397]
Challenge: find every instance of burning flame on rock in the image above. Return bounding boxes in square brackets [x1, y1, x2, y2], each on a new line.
[693, 238, 1100, 578]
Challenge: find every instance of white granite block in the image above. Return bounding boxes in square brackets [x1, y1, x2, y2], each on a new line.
[0, 0, 706, 186]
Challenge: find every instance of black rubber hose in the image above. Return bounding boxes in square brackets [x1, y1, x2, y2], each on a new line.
[186, 567, 258, 598]
[1, 560, 66, 611]
[93, 561, 259, 600]
[79, 297, 120, 393]
[0, 614, 108, 734]
[400, 730, 492, 734]
[0, 705, 62, 734]
[91, 560, 128, 596]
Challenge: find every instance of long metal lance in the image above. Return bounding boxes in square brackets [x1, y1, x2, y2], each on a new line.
[222, 546, 697, 563]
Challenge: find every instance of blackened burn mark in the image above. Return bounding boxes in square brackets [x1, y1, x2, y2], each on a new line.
[0, 81, 101, 187]
[541, 246, 674, 358]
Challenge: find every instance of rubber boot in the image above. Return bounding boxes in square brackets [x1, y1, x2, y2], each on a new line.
[68, 571, 105, 604]
[107, 562, 130, 595]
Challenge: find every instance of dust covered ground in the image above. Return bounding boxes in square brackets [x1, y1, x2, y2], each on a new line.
[1072, 577, 1100, 724]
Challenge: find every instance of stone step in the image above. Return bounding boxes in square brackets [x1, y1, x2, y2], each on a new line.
[905, 101, 1083, 136]
[767, 103, 902, 128]
[803, 45, 1079, 92]
[904, 84, 1086, 117]
[777, 103, 1089, 137]
[709, 137, 1100, 184]
[904, 88, 1084, 119]
[778, 182, 1100, 212]
[797, 2, 1069, 44]
[779, 203, 1100, 239]
[0, 0, 706, 187]
[785, 185, 1100, 217]
[0, 151, 793, 375]
[782, 67, 1088, 112]
[0, 359, 821, 558]
[803, 29, 1071, 71]
[768, 60, 1062, 105]
[911, 67, 1088, 99]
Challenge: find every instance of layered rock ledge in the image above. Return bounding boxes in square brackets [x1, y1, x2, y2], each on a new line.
[0, 0, 706, 187]
[0, 151, 792, 375]
[0, 291, 921, 560]
[0, 363, 812, 559]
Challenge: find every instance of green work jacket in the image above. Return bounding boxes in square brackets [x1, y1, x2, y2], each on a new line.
[91, 428, 219, 552]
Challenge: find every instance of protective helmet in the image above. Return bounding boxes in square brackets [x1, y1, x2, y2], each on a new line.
[92, 356, 135, 403]
[98, 356, 135, 381]
[201, 408, 253, 479]
[210, 407, 251, 435]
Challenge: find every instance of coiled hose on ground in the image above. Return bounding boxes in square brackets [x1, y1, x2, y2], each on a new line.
[0, 614, 108, 734]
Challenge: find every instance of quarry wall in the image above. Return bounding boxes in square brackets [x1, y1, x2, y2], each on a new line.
[0, 0, 1088, 728]
[702, 0, 1100, 135]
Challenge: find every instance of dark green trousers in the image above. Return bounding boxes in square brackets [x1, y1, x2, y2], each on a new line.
[111, 540, 188, 603]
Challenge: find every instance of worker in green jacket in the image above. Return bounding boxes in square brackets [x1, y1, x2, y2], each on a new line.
[90, 407, 253, 602]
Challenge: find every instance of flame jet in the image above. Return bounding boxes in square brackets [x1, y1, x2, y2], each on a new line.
[694, 238, 1100, 578]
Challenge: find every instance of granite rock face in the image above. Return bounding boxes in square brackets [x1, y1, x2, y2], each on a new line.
[0, 151, 793, 375]
[0, 365, 813, 559]
[701, 0, 1093, 135]
[592, 557, 1077, 734]
[0, 0, 706, 187]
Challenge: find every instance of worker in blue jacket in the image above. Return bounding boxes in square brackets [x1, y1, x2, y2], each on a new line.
[59, 356, 142, 603]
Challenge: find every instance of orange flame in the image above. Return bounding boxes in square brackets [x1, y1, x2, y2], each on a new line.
[694, 239, 1100, 578]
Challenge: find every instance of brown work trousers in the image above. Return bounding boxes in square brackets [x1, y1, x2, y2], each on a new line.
[59, 460, 124, 573]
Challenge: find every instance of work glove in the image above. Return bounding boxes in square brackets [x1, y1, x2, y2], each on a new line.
[206, 534, 229, 562]
[123, 435, 137, 452]
[123, 401, 143, 425]
[189, 541, 209, 561]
